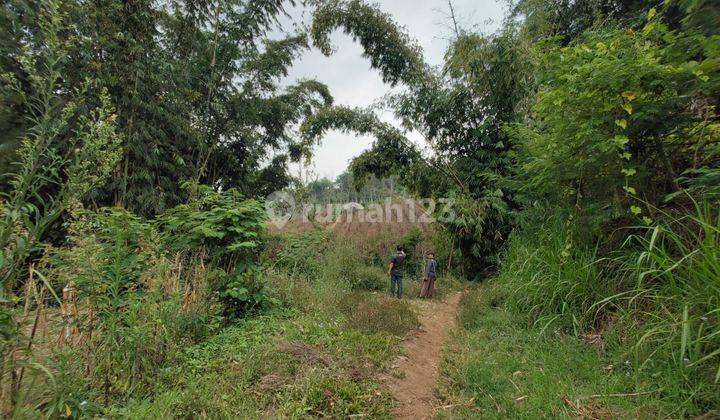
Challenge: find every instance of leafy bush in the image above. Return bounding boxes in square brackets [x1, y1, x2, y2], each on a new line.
[159, 184, 268, 319]
[41, 208, 192, 405]
[348, 265, 387, 291]
[510, 20, 719, 222]
[269, 230, 329, 277]
[219, 267, 275, 318]
[324, 242, 387, 291]
[159, 184, 266, 271]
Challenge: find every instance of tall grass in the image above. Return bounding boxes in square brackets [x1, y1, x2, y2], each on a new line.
[494, 215, 609, 335]
[438, 286, 672, 418]
[494, 201, 720, 414]
[600, 199, 720, 410]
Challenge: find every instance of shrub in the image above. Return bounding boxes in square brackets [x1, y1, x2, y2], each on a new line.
[325, 242, 387, 291]
[494, 213, 608, 334]
[269, 230, 329, 277]
[158, 183, 266, 271]
[159, 184, 268, 319]
[348, 265, 387, 291]
[339, 292, 419, 336]
[37, 207, 223, 408]
[219, 268, 275, 318]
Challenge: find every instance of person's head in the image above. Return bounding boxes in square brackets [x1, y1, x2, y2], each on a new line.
[426, 252, 434, 259]
[396, 245, 404, 253]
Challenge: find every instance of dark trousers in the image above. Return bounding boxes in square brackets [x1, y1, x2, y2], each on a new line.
[390, 274, 403, 298]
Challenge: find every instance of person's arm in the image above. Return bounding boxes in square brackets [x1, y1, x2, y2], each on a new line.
[388, 261, 394, 275]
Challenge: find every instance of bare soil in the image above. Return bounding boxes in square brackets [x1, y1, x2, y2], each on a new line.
[384, 292, 462, 419]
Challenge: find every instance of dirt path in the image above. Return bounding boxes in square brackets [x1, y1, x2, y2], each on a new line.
[384, 292, 462, 419]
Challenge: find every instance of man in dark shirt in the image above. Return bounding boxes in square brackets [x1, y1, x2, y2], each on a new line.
[388, 245, 406, 298]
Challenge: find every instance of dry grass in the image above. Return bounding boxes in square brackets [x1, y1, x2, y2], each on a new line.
[339, 292, 420, 337]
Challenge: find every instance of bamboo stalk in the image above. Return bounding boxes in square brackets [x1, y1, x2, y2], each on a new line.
[15, 287, 45, 399]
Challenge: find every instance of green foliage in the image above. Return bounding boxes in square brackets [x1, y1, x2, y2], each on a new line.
[1, 0, 334, 217]
[605, 200, 720, 407]
[42, 349, 98, 418]
[305, 171, 405, 204]
[510, 20, 719, 219]
[56, 208, 159, 294]
[430, 3, 720, 415]
[158, 184, 270, 319]
[115, 311, 396, 418]
[268, 230, 388, 292]
[509, 0, 662, 43]
[672, 0, 720, 35]
[334, 251, 387, 291]
[0, 300, 15, 348]
[219, 268, 273, 319]
[311, 0, 426, 86]
[486, 200, 720, 413]
[304, 172, 405, 204]
[439, 285, 673, 418]
[159, 184, 266, 269]
[43, 207, 220, 408]
[493, 212, 606, 333]
[349, 265, 387, 291]
[269, 230, 330, 277]
[110, 228, 420, 418]
[0, 0, 120, 293]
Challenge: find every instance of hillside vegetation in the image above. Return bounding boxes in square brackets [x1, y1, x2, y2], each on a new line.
[1, 0, 719, 418]
[302, 0, 720, 416]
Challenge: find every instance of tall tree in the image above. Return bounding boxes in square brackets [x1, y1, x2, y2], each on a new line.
[1, 0, 334, 216]
[303, 0, 532, 274]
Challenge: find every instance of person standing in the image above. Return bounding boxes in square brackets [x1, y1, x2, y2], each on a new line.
[388, 245, 406, 298]
[420, 252, 437, 298]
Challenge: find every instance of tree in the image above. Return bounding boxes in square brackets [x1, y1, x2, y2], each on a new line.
[303, 1, 532, 274]
[1, 0, 335, 217]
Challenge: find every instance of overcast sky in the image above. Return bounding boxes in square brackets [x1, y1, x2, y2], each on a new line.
[277, 0, 507, 181]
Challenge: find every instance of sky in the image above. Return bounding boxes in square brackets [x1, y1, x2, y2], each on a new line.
[276, 0, 507, 181]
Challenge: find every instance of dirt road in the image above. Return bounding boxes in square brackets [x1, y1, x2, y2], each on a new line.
[384, 292, 462, 419]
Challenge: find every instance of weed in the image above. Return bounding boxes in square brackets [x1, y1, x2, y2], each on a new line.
[438, 286, 671, 419]
[485, 201, 720, 415]
[339, 292, 419, 337]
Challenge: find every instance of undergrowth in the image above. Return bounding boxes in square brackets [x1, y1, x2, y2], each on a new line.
[110, 229, 422, 418]
[7, 217, 426, 417]
[482, 201, 720, 417]
[438, 286, 674, 419]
